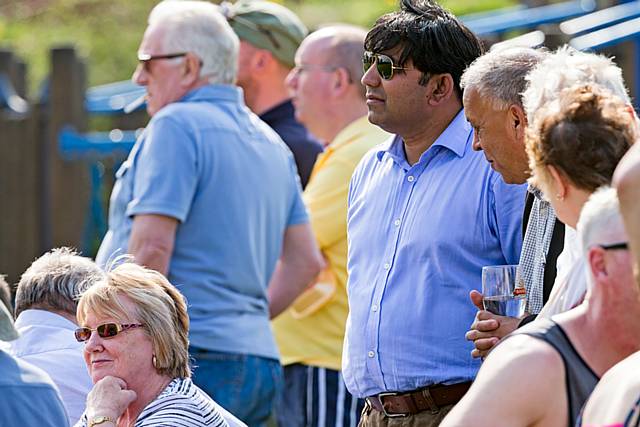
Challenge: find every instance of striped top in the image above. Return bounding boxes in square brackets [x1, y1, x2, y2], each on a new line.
[77, 378, 230, 427]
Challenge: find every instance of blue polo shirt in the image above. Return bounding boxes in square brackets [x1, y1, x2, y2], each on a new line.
[343, 109, 526, 397]
[97, 85, 308, 360]
[0, 349, 69, 426]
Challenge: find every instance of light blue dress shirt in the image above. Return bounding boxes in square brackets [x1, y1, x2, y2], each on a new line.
[343, 110, 526, 397]
[96, 85, 308, 360]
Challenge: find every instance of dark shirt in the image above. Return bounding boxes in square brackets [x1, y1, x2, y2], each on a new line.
[260, 100, 323, 189]
[511, 319, 599, 426]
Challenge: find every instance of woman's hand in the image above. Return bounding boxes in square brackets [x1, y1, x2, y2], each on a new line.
[86, 376, 137, 422]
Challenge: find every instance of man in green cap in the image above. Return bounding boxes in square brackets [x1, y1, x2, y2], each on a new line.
[224, 0, 323, 189]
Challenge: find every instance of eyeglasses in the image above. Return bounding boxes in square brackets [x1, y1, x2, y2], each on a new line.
[292, 63, 351, 79]
[363, 51, 410, 80]
[138, 52, 188, 72]
[75, 323, 145, 343]
[599, 242, 629, 251]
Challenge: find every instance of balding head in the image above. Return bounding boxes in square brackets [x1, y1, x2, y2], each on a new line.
[302, 25, 368, 99]
[287, 25, 369, 141]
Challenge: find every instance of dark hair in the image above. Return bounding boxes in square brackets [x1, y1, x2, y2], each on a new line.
[364, 0, 484, 93]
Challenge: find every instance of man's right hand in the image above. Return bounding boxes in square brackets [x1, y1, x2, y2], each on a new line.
[465, 290, 521, 359]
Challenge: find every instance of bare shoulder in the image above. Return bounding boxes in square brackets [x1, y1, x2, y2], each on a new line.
[442, 335, 566, 427]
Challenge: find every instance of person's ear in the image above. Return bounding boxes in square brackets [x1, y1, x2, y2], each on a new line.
[427, 73, 454, 106]
[588, 246, 608, 281]
[547, 164, 568, 200]
[182, 53, 201, 85]
[331, 67, 351, 96]
[509, 104, 527, 143]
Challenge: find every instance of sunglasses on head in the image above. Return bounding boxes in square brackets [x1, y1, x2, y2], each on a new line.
[599, 242, 629, 251]
[75, 322, 145, 343]
[363, 51, 410, 80]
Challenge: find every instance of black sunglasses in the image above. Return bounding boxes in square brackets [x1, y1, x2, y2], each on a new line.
[363, 51, 410, 80]
[75, 322, 145, 343]
[138, 52, 188, 72]
[600, 242, 629, 251]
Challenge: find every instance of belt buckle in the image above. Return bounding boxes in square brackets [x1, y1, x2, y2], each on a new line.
[377, 391, 408, 418]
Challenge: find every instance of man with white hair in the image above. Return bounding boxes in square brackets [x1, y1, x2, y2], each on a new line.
[7, 247, 102, 426]
[95, 2, 324, 425]
[578, 130, 640, 427]
[460, 47, 563, 359]
[442, 185, 640, 427]
[465, 46, 634, 357]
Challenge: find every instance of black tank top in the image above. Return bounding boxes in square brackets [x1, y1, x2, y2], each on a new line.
[510, 318, 599, 426]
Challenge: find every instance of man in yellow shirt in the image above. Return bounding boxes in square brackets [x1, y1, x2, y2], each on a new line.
[273, 25, 390, 427]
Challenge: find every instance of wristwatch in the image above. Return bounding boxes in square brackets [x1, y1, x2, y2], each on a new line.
[88, 416, 115, 427]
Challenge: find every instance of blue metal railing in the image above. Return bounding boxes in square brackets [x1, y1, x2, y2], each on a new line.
[560, 1, 640, 36]
[463, 0, 596, 36]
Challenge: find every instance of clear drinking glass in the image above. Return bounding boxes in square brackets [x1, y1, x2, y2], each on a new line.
[482, 264, 526, 317]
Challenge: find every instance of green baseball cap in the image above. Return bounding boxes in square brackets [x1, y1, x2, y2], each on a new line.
[224, 0, 308, 68]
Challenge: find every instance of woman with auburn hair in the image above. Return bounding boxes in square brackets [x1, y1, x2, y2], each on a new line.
[74, 262, 243, 427]
[526, 83, 635, 318]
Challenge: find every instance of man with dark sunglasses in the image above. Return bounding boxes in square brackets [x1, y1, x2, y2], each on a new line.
[343, 1, 526, 424]
[96, 2, 323, 426]
[225, 0, 322, 189]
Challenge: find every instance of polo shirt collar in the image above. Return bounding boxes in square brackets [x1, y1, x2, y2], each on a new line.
[329, 115, 371, 151]
[376, 108, 470, 163]
[180, 84, 244, 104]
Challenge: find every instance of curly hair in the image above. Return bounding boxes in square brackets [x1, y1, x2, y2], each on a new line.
[526, 84, 635, 193]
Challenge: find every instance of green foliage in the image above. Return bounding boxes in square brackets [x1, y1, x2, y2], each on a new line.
[0, 0, 515, 94]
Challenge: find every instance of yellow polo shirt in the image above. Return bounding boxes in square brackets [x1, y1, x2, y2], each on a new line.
[272, 116, 390, 370]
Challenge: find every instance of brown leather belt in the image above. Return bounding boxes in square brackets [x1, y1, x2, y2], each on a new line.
[365, 381, 472, 418]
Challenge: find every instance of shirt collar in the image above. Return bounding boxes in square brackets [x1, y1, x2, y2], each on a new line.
[329, 116, 372, 151]
[15, 309, 77, 331]
[259, 99, 295, 124]
[527, 184, 545, 200]
[179, 84, 244, 105]
[376, 108, 471, 163]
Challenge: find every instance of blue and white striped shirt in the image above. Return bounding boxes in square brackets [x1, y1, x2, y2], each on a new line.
[77, 377, 244, 427]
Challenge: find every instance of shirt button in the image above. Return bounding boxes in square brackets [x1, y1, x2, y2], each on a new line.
[394, 219, 401, 226]
[384, 263, 390, 270]
[372, 305, 378, 312]
[407, 175, 415, 182]
[368, 351, 375, 358]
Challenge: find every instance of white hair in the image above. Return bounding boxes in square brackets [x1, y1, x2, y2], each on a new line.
[523, 46, 630, 125]
[577, 187, 626, 291]
[461, 47, 547, 110]
[148, 0, 239, 84]
[15, 247, 104, 317]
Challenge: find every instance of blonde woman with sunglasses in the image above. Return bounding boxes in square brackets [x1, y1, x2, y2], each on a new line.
[74, 262, 244, 427]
